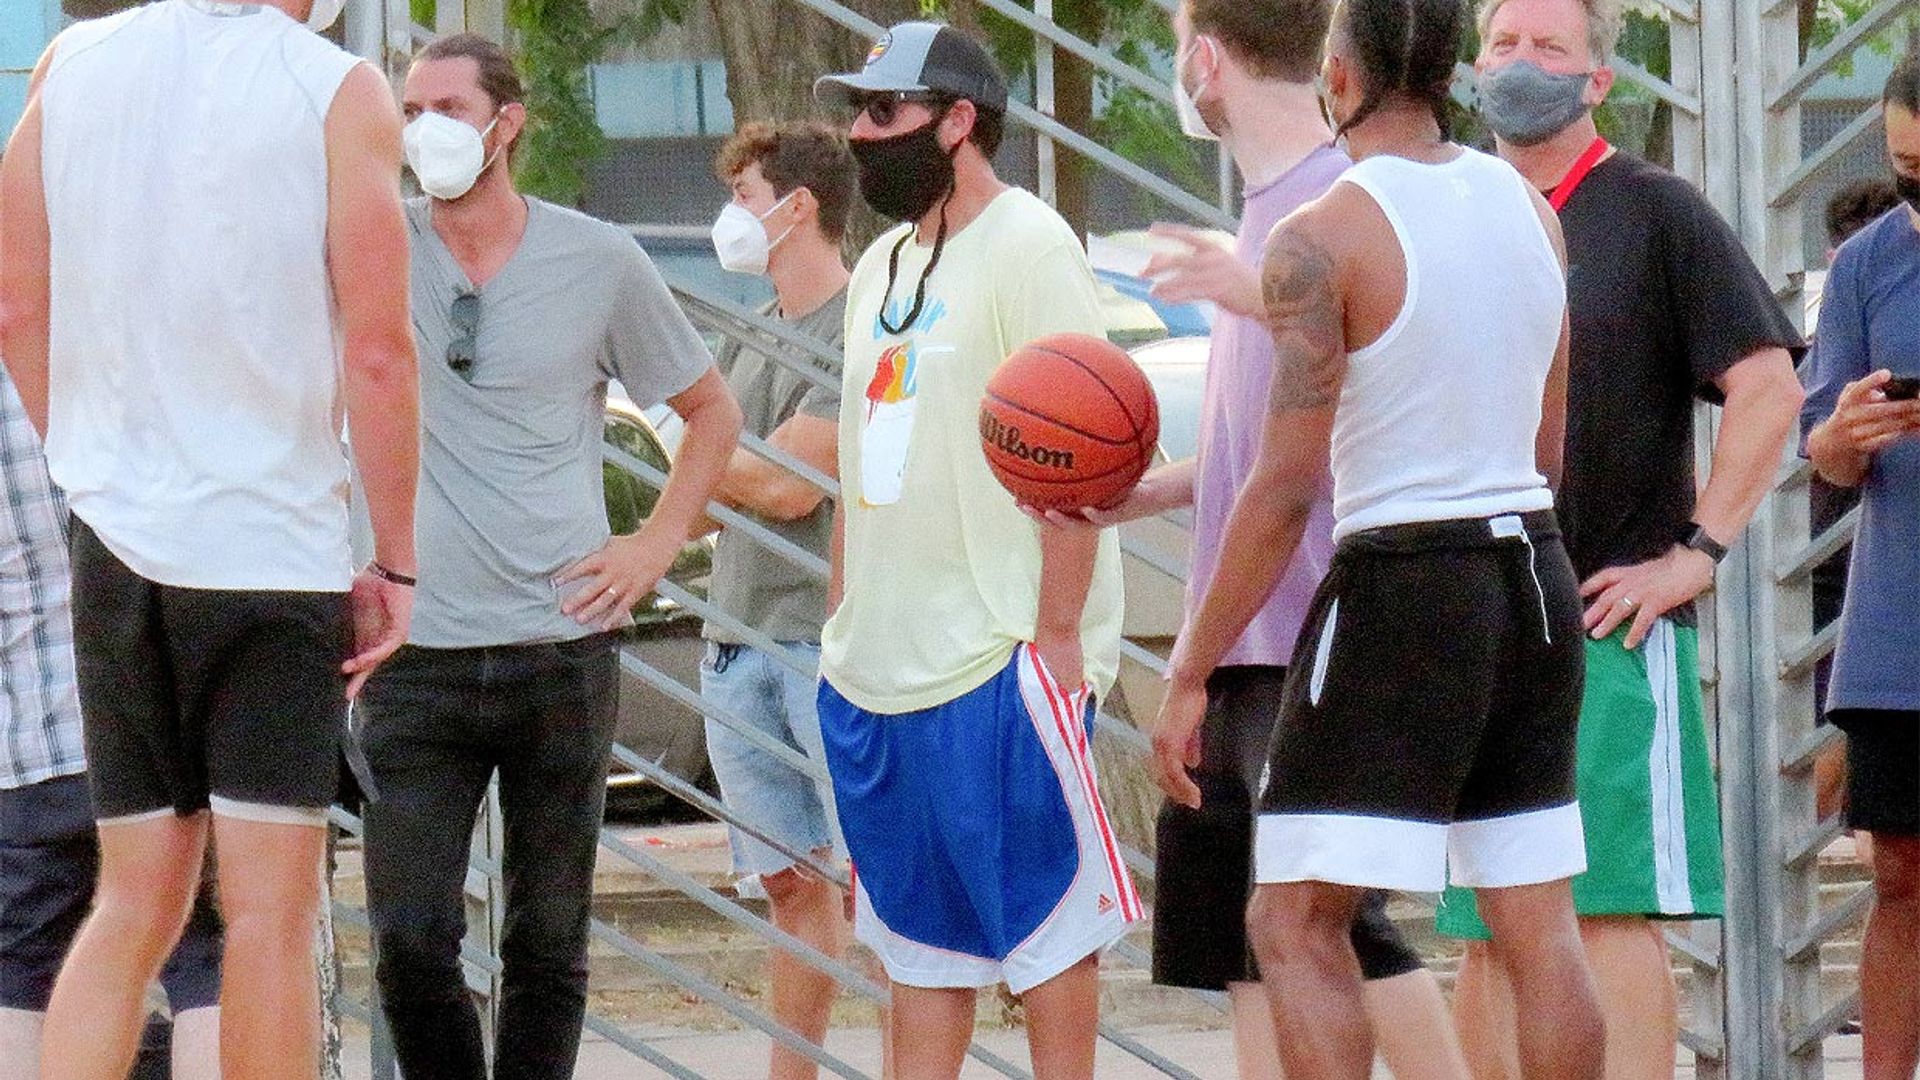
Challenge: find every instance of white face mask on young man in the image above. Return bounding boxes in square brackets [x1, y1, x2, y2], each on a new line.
[304, 0, 344, 31]
[710, 190, 799, 276]
[403, 110, 503, 202]
[1174, 35, 1220, 142]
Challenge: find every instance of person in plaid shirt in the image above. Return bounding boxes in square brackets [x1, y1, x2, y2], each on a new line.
[0, 364, 222, 1080]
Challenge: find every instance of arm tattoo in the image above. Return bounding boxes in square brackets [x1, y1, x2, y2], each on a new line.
[1261, 227, 1346, 413]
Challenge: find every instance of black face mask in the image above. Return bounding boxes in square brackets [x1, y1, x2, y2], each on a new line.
[850, 119, 959, 223]
[1896, 169, 1920, 214]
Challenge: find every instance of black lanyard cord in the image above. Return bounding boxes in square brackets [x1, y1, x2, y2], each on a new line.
[878, 186, 956, 338]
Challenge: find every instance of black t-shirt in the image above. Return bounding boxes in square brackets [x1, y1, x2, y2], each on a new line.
[1554, 152, 1804, 595]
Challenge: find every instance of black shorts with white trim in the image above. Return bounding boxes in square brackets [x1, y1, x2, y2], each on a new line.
[1254, 509, 1588, 893]
[68, 518, 352, 822]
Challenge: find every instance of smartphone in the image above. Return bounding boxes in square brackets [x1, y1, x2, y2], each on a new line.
[1883, 376, 1920, 401]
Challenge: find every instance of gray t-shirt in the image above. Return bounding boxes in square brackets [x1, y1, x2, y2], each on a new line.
[396, 196, 712, 648]
[703, 291, 844, 645]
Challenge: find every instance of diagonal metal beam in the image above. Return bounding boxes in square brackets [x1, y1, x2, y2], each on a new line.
[971, 0, 1173, 105]
[1770, 93, 1884, 210]
[1614, 55, 1704, 117]
[587, 919, 877, 1080]
[778, 0, 1237, 231]
[1769, 0, 1913, 111]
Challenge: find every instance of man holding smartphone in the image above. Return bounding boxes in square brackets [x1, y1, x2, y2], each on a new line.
[1802, 56, 1920, 1080]
[355, 34, 740, 1080]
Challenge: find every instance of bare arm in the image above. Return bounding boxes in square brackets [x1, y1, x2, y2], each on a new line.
[1580, 346, 1804, 649]
[1530, 190, 1570, 488]
[560, 367, 741, 627]
[0, 49, 55, 435]
[1032, 524, 1100, 688]
[708, 412, 837, 526]
[1168, 224, 1345, 688]
[645, 367, 743, 544]
[1694, 348, 1804, 544]
[329, 63, 419, 577]
[324, 64, 420, 695]
[1153, 221, 1346, 809]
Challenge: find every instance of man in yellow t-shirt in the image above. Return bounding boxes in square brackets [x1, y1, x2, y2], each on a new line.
[813, 22, 1135, 1078]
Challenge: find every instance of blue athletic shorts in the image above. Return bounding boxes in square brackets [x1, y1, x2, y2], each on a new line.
[817, 644, 1142, 994]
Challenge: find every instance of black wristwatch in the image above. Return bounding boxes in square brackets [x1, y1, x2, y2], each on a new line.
[1678, 523, 1728, 564]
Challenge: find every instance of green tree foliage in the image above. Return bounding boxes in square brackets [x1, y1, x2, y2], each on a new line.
[503, 0, 689, 206]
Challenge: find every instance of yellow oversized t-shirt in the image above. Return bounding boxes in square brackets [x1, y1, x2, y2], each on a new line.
[820, 188, 1125, 715]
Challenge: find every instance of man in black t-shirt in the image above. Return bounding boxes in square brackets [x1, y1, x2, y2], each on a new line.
[1435, 1, 1807, 1078]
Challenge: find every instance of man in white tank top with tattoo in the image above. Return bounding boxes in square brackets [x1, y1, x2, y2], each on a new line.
[1151, 0, 1606, 1077]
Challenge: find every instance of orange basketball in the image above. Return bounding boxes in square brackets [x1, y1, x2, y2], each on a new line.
[979, 332, 1160, 512]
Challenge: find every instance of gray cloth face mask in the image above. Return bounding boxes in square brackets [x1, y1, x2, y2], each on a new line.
[1477, 59, 1593, 147]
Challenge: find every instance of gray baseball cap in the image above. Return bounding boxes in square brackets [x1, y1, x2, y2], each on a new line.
[814, 22, 1009, 113]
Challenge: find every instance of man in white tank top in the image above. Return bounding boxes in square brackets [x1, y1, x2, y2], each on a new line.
[1150, 0, 1605, 1077]
[0, 2, 419, 1078]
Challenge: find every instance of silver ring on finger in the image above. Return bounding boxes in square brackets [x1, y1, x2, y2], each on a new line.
[1618, 596, 1638, 611]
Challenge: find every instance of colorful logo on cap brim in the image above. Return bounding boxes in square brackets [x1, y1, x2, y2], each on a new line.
[865, 34, 891, 67]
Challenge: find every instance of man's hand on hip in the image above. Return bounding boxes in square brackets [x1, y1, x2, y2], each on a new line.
[1580, 545, 1715, 650]
[559, 532, 678, 630]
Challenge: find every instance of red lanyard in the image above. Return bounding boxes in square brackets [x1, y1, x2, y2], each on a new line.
[1547, 137, 1610, 213]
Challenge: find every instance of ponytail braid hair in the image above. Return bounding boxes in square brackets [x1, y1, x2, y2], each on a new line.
[1332, 0, 1469, 140]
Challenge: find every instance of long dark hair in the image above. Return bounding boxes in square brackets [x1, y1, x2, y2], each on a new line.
[1334, 0, 1466, 140]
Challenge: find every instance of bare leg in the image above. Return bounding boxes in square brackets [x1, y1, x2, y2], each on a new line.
[1450, 942, 1520, 1080]
[40, 813, 207, 1080]
[171, 1006, 221, 1080]
[764, 862, 848, 1080]
[1577, 916, 1677, 1080]
[1228, 982, 1285, 1080]
[210, 814, 326, 1080]
[1248, 882, 1372, 1080]
[1860, 833, 1920, 1080]
[0, 1009, 44, 1080]
[1475, 882, 1604, 1080]
[1368, 968, 1470, 1080]
[1022, 954, 1100, 1080]
[889, 983, 974, 1080]
[1813, 742, 1848, 824]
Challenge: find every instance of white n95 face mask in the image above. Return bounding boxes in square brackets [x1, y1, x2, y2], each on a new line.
[710, 191, 798, 276]
[1174, 37, 1219, 142]
[305, 0, 344, 31]
[403, 111, 502, 202]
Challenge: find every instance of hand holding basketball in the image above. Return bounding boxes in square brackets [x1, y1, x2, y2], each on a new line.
[980, 333, 1160, 513]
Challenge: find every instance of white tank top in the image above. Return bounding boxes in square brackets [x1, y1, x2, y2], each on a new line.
[1328, 148, 1564, 540]
[38, 0, 365, 590]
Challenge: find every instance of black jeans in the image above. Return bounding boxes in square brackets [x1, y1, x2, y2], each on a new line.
[358, 633, 619, 1080]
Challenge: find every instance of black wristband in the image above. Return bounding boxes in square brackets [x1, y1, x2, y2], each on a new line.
[1678, 523, 1728, 564]
[370, 562, 417, 588]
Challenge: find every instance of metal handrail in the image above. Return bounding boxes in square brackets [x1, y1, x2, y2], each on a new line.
[777, 0, 1239, 231]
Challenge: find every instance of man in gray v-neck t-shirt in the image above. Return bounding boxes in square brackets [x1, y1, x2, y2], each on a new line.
[401, 192, 712, 646]
[353, 35, 742, 1080]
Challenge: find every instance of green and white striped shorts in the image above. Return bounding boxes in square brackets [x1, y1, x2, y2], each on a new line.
[1435, 619, 1725, 939]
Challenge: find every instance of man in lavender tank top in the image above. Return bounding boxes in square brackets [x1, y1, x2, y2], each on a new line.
[1043, 2, 1466, 1076]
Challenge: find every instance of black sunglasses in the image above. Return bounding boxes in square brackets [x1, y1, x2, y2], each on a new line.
[850, 90, 951, 128]
[447, 290, 479, 380]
